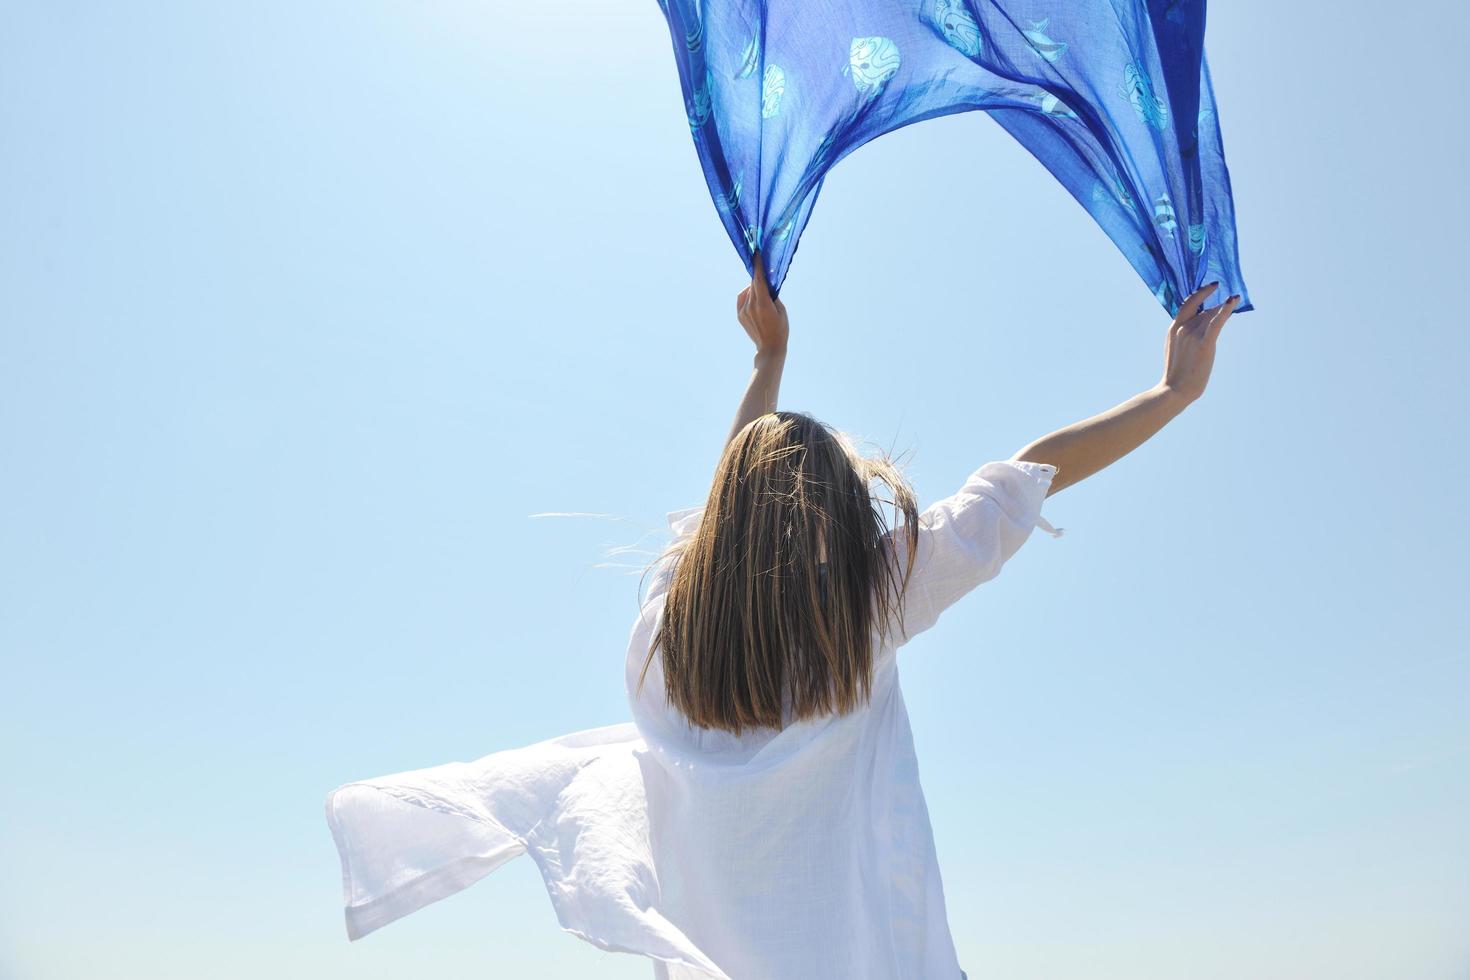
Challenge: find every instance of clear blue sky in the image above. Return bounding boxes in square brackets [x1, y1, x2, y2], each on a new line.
[2, 2, 1467, 978]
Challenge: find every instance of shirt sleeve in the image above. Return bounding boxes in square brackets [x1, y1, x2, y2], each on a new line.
[641, 505, 705, 606]
[886, 459, 1062, 646]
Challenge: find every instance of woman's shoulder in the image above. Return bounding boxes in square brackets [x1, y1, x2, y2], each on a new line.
[665, 505, 705, 539]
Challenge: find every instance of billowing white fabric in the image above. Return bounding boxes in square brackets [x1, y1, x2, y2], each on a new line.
[326, 459, 1061, 978]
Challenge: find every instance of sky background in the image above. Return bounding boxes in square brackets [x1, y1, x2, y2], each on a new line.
[2, 2, 1468, 978]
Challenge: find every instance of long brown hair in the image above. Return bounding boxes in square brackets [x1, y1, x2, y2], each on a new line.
[640, 412, 920, 735]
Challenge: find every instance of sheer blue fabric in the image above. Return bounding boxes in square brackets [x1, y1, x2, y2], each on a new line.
[658, 0, 1252, 314]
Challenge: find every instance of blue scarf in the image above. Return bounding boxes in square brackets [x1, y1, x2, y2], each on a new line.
[658, 0, 1252, 314]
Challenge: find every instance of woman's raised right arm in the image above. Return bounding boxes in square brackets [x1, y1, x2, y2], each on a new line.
[1013, 283, 1241, 495]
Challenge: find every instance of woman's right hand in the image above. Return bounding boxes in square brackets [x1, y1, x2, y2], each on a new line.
[1011, 281, 1241, 495]
[1160, 282, 1240, 404]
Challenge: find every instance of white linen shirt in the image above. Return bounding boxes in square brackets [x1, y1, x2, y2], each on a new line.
[326, 459, 1060, 979]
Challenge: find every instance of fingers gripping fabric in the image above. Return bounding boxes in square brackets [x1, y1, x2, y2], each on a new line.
[657, 0, 1252, 315]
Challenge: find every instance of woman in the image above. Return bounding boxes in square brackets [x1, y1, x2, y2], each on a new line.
[326, 258, 1240, 978]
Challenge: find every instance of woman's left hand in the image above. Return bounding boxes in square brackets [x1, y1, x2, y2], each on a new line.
[735, 253, 789, 359]
[724, 253, 788, 447]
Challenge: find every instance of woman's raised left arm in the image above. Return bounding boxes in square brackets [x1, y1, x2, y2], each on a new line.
[724, 253, 789, 447]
